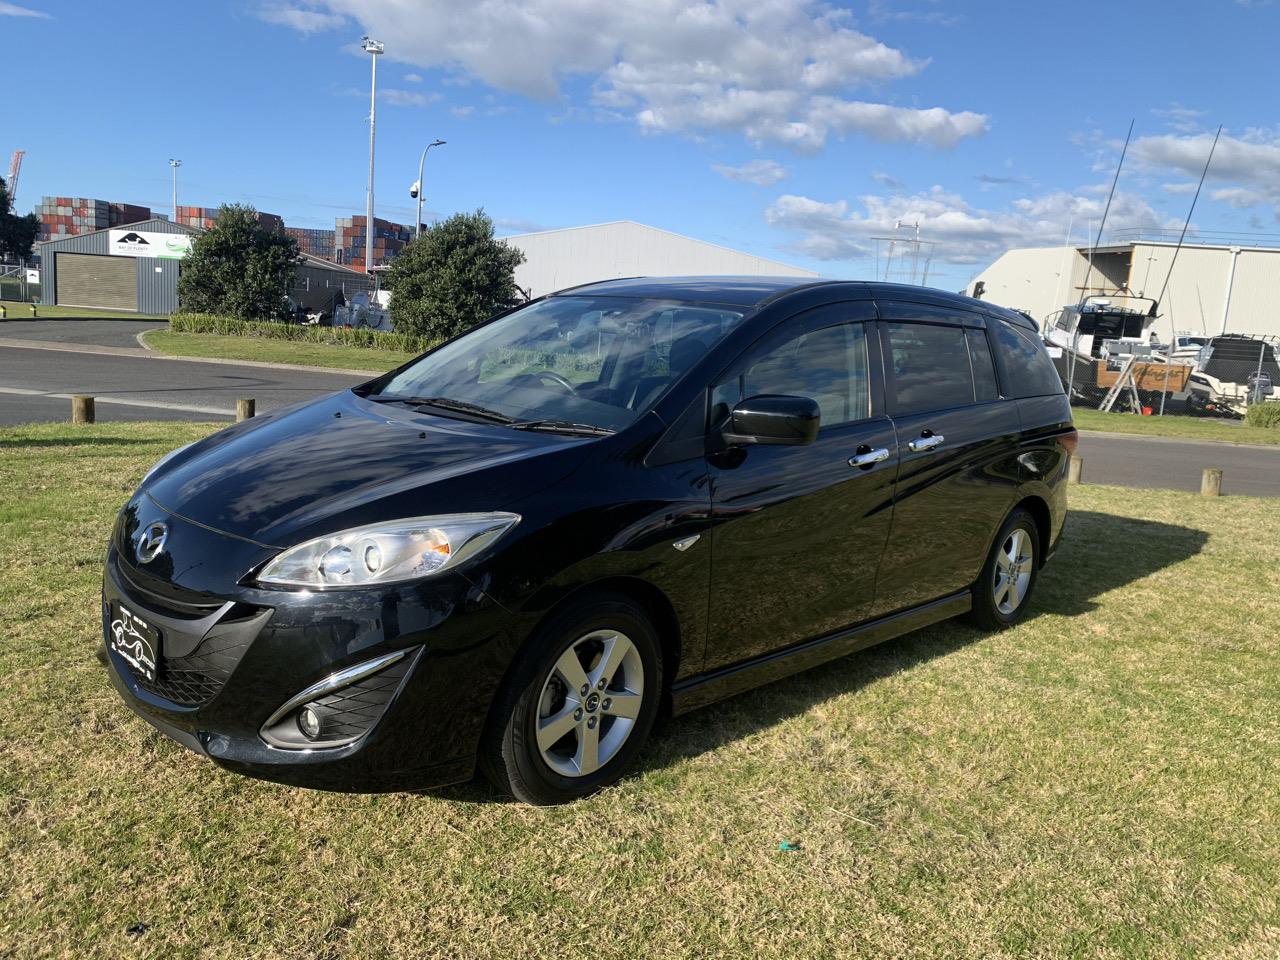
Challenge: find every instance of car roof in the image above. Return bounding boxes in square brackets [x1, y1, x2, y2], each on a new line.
[550, 275, 832, 307]
[548, 276, 1038, 329]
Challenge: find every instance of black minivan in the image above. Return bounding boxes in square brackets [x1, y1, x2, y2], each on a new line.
[102, 278, 1074, 804]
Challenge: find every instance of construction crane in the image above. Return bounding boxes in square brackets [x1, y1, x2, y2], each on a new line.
[7, 150, 24, 205]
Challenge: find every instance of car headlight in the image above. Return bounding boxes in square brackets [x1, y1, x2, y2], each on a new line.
[141, 441, 196, 485]
[256, 513, 520, 589]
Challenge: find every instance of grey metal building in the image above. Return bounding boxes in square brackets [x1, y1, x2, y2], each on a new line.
[38, 218, 371, 315]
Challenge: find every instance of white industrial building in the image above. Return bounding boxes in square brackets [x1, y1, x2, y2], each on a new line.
[503, 220, 818, 299]
[966, 238, 1280, 339]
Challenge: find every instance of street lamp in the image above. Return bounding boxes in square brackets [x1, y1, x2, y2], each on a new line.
[409, 139, 446, 239]
[361, 36, 384, 273]
[168, 158, 181, 222]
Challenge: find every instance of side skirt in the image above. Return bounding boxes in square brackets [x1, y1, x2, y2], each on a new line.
[669, 590, 972, 716]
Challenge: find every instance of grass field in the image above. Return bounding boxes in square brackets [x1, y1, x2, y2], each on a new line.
[1071, 407, 1280, 445]
[0, 303, 170, 321]
[2, 421, 1279, 959]
[141, 329, 414, 372]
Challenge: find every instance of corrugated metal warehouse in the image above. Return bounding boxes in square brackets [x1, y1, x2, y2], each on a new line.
[37, 219, 371, 314]
[967, 237, 1280, 338]
[503, 220, 818, 299]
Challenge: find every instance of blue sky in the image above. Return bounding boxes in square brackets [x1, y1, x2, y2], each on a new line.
[6, 0, 1279, 290]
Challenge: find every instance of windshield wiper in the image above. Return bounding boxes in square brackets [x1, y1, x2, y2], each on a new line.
[372, 395, 515, 424]
[510, 419, 615, 437]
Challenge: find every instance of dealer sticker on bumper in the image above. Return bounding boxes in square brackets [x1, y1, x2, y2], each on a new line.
[109, 603, 159, 682]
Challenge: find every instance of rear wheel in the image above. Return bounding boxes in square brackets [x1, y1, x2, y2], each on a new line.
[480, 596, 662, 804]
[968, 509, 1040, 631]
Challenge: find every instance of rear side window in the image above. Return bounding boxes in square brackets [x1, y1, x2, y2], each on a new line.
[883, 322, 973, 415]
[992, 319, 1064, 398]
[967, 328, 1000, 401]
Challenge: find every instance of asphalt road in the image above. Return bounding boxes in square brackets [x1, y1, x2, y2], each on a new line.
[1075, 432, 1280, 497]
[2, 340, 1277, 496]
[0, 318, 167, 348]
[0, 342, 367, 425]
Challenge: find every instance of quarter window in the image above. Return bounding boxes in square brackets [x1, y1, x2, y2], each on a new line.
[991, 319, 1065, 398]
[883, 322, 975, 415]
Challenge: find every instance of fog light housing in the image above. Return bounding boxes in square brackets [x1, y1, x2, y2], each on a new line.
[260, 649, 418, 750]
[297, 706, 322, 740]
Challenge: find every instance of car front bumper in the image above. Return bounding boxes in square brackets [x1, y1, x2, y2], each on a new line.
[100, 508, 521, 792]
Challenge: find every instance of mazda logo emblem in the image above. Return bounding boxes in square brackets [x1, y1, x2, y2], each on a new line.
[135, 522, 168, 564]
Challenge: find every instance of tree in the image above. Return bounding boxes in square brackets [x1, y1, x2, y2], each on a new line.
[177, 204, 301, 320]
[0, 177, 38, 263]
[385, 209, 525, 340]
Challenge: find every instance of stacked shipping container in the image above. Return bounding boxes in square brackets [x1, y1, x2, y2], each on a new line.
[37, 197, 157, 241]
[285, 227, 337, 262]
[174, 206, 284, 232]
[334, 215, 413, 271]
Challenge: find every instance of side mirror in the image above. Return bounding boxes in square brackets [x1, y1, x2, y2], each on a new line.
[722, 394, 820, 446]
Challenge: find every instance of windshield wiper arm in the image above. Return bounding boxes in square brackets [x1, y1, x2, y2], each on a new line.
[510, 419, 615, 437]
[373, 396, 516, 423]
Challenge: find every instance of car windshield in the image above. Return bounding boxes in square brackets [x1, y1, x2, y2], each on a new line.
[373, 296, 747, 431]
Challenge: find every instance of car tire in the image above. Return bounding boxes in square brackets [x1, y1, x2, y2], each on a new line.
[967, 508, 1040, 631]
[479, 595, 663, 805]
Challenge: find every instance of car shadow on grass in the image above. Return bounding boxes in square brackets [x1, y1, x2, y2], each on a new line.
[430, 509, 1208, 804]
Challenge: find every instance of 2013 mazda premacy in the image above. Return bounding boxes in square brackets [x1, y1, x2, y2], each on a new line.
[102, 277, 1074, 804]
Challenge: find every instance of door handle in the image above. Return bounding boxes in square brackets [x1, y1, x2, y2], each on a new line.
[907, 433, 944, 453]
[848, 446, 890, 467]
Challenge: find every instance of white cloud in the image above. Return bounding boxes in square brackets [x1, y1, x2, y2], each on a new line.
[451, 105, 476, 118]
[378, 88, 442, 107]
[0, 1, 50, 16]
[765, 185, 1172, 265]
[257, 2, 345, 33]
[274, 0, 987, 150]
[1152, 103, 1205, 134]
[712, 159, 788, 185]
[404, 73, 423, 83]
[1130, 131, 1280, 210]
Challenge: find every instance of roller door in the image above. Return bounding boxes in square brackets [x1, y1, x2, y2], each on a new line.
[56, 253, 138, 311]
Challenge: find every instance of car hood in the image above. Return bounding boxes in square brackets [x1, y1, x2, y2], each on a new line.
[146, 390, 591, 547]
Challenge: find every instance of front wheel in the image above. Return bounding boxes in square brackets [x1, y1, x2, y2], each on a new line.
[480, 596, 662, 804]
[968, 509, 1040, 631]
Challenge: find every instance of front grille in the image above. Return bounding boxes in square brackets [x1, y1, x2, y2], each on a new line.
[133, 630, 255, 707]
[115, 557, 226, 620]
[311, 658, 413, 739]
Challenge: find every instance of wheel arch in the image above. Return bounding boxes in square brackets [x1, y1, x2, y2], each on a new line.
[1011, 494, 1052, 567]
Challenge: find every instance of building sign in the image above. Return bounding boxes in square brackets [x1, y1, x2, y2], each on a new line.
[108, 230, 193, 259]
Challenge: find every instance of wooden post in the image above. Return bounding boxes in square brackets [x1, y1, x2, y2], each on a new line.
[236, 398, 256, 422]
[71, 395, 95, 424]
[1068, 455, 1084, 485]
[1201, 468, 1223, 497]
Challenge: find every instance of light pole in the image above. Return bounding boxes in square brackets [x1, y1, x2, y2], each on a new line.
[168, 158, 181, 222]
[410, 139, 446, 239]
[361, 36, 384, 274]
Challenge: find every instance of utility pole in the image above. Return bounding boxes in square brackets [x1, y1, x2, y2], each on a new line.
[411, 139, 446, 239]
[168, 159, 181, 221]
[362, 37, 384, 274]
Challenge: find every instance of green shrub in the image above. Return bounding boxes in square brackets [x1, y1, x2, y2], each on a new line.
[1245, 402, 1280, 429]
[170, 313, 439, 354]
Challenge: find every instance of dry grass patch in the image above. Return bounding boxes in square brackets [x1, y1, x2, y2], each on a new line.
[1, 421, 1279, 958]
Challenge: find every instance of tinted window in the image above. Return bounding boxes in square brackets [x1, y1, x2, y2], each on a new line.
[883, 322, 973, 415]
[713, 322, 870, 430]
[992, 319, 1065, 398]
[967, 328, 999, 401]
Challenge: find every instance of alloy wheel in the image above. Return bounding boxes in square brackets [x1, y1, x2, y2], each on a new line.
[535, 629, 644, 778]
[993, 528, 1033, 616]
